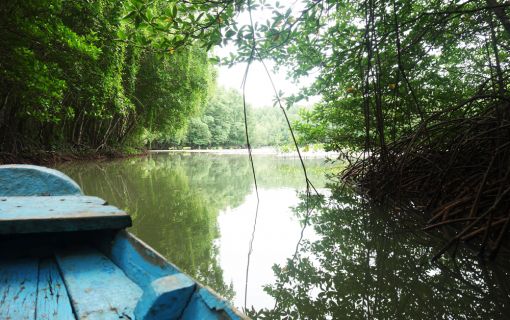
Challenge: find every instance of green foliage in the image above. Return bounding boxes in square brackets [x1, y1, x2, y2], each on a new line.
[201, 87, 246, 147]
[136, 46, 213, 143]
[188, 118, 212, 147]
[121, 0, 242, 52]
[165, 86, 302, 149]
[0, 0, 223, 154]
[250, 106, 298, 147]
[228, 0, 510, 152]
[293, 100, 366, 151]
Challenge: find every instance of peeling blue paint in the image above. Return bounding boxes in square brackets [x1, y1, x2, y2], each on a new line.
[0, 165, 82, 196]
[135, 274, 195, 320]
[0, 165, 247, 319]
[56, 246, 143, 320]
[36, 258, 75, 320]
[107, 231, 180, 287]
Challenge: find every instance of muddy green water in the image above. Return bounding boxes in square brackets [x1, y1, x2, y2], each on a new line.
[57, 153, 510, 319]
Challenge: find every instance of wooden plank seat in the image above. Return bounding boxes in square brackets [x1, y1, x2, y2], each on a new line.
[55, 246, 143, 320]
[0, 196, 131, 234]
[0, 245, 208, 320]
[0, 164, 131, 235]
[0, 247, 145, 320]
[0, 258, 75, 320]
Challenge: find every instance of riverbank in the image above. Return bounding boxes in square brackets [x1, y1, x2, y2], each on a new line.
[0, 148, 148, 165]
[151, 147, 340, 159]
[0, 146, 339, 165]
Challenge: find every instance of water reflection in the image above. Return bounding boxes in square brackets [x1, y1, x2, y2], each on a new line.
[218, 188, 320, 309]
[57, 153, 329, 307]
[248, 185, 510, 319]
[57, 153, 509, 319]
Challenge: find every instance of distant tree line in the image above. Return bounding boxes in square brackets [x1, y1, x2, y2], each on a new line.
[149, 87, 300, 149]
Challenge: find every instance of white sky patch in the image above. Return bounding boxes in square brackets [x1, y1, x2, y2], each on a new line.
[216, 61, 318, 108]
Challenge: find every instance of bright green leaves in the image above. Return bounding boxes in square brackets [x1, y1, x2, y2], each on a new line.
[122, 10, 138, 22]
[0, 0, 217, 152]
[166, 86, 304, 149]
[11, 47, 67, 122]
[188, 118, 213, 147]
[121, 0, 241, 53]
[225, 29, 237, 39]
[136, 45, 214, 147]
[58, 25, 101, 59]
[169, 3, 178, 19]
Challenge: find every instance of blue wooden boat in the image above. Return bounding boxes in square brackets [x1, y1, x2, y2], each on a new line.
[0, 164, 247, 320]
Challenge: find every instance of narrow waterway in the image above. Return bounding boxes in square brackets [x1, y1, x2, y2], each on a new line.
[57, 152, 510, 319]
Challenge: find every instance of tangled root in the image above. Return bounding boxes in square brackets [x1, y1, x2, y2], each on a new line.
[344, 103, 510, 260]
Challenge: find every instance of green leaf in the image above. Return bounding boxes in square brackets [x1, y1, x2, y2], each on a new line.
[122, 10, 137, 21]
[225, 29, 236, 38]
[170, 4, 177, 18]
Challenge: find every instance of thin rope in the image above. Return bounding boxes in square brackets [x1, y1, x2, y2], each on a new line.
[256, 53, 321, 259]
[243, 0, 260, 310]
[242, 1, 323, 310]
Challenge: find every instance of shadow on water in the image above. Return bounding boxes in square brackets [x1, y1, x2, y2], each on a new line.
[247, 184, 510, 319]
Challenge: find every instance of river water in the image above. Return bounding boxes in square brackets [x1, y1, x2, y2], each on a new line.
[58, 152, 510, 319]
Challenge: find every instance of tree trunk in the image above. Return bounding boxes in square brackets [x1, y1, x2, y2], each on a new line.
[487, 0, 510, 37]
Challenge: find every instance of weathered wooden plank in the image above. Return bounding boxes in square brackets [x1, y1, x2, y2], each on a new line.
[102, 231, 247, 320]
[0, 196, 131, 234]
[55, 246, 143, 320]
[0, 258, 39, 320]
[0, 165, 82, 196]
[134, 273, 195, 320]
[36, 259, 75, 320]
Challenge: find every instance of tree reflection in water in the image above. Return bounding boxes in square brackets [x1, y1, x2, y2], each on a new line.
[58, 154, 508, 319]
[248, 184, 510, 319]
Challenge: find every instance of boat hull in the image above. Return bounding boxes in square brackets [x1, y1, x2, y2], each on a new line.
[0, 229, 245, 319]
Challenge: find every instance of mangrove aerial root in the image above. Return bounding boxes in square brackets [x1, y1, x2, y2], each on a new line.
[343, 102, 510, 260]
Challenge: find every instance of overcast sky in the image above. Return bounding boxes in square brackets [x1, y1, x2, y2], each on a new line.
[216, 60, 313, 108]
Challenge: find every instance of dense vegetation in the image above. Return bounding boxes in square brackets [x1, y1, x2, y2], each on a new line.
[148, 87, 299, 149]
[230, 0, 509, 151]
[4, 0, 510, 317]
[0, 0, 234, 158]
[2, 0, 510, 258]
